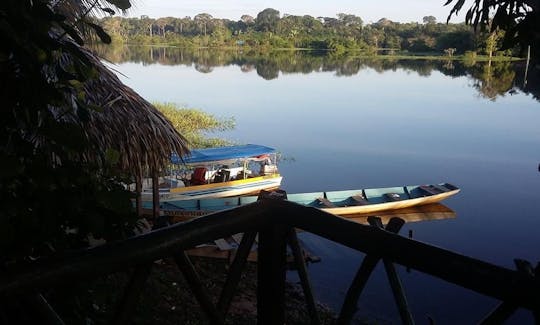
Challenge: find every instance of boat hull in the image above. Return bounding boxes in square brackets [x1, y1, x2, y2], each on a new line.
[144, 183, 460, 222]
[142, 175, 283, 201]
[321, 189, 459, 215]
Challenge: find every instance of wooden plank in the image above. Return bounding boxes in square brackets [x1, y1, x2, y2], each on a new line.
[214, 238, 232, 251]
[231, 233, 244, 245]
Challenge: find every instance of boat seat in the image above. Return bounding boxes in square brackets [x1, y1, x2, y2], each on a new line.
[442, 183, 459, 190]
[191, 167, 207, 185]
[432, 184, 450, 192]
[350, 195, 369, 206]
[214, 169, 231, 183]
[419, 185, 443, 195]
[316, 197, 335, 208]
[384, 193, 402, 202]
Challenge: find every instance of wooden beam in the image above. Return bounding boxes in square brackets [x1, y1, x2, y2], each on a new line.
[217, 231, 257, 317]
[288, 229, 320, 325]
[369, 217, 414, 325]
[174, 252, 222, 324]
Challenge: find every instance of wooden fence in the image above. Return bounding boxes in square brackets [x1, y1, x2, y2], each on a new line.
[0, 191, 538, 324]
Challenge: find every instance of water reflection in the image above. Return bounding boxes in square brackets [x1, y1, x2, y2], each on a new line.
[346, 203, 456, 225]
[93, 45, 539, 101]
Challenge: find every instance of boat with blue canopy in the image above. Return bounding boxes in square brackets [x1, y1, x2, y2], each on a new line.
[142, 144, 282, 201]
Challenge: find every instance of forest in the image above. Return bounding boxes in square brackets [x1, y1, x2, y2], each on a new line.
[98, 8, 519, 58]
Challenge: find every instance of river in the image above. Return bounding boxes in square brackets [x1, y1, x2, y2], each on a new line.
[100, 46, 540, 323]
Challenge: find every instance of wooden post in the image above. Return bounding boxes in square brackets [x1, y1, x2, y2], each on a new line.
[524, 45, 531, 88]
[257, 190, 289, 325]
[113, 264, 153, 325]
[288, 229, 320, 325]
[151, 169, 160, 219]
[135, 169, 143, 217]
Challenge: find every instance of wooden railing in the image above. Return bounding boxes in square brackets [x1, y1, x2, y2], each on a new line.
[0, 191, 539, 324]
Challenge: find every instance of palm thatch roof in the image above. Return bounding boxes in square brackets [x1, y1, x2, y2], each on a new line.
[46, 1, 189, 176]
[71, 45, 189, 176]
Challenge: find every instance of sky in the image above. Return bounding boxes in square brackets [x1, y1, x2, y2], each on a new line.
[126, 0, 465, 24]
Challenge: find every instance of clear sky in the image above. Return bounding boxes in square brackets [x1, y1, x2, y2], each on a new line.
[126, 0, 465, 24]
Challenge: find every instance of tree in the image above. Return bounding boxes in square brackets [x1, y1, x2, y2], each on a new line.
[194, 13, 213, 35]
[423, 16, 437, 24]
[256, 8, 280, 32]
[241, 14, 255, 24]
[1, 0, 138, 260]
[337, 13, 363, 28]
[446, 0, 539, 58]
[444, 47, 457, 56]
[484, 28, 504, 59]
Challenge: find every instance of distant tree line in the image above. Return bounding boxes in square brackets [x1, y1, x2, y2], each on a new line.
[97, 8, 520, 57]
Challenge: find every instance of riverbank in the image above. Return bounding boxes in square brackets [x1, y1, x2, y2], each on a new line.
[100, 41, 523, 62]
[48, 256, 336, 324]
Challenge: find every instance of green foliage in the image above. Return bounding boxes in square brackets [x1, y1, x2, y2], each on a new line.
[256, 8, 281, 32]
[1, 0, 137, 261]
[472, 61, 516, 100]
[446, 0, 539, 59]
[95, 10, 521, 57]
[154, 103, 235, 148]
[463, 51, 478, 66]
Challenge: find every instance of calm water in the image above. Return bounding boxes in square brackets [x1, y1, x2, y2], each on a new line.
[104, 47, 540, 323]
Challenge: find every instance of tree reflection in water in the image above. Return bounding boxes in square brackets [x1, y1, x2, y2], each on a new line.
[93, 44, 539, 101]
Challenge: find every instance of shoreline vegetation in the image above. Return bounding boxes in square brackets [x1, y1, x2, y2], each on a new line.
[105, 42, 524, 62]
[153, 103, 235, 149]
[97, 8, 525, 62]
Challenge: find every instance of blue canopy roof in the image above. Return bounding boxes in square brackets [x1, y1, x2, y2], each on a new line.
[171, 144, 276, 165]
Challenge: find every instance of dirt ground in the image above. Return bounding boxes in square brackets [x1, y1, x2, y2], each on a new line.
[46, 256, 336, 324]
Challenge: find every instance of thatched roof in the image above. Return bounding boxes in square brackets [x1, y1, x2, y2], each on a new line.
[72, 45, 189, 175]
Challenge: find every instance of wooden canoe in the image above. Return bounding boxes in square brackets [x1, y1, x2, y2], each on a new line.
[143, 183, 460, 221]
